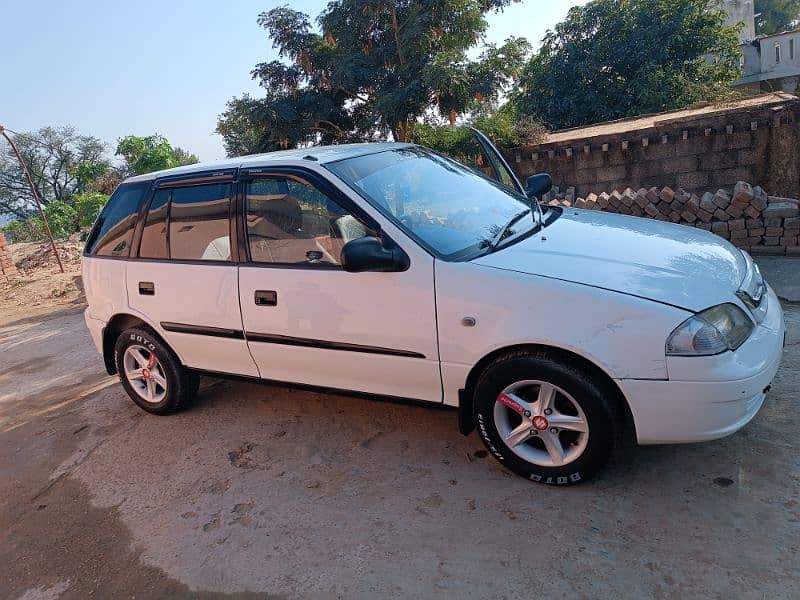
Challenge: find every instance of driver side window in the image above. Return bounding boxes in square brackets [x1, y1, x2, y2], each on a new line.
[245, 176, 373, 266]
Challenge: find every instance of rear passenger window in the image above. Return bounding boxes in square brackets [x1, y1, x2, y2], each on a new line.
[169, 183, 232, 261]
[139, 189, 169, 259]
[245, 177, 371, 266]
[85, 183, 148, 256]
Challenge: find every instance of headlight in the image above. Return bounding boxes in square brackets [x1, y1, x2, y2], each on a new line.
[666, 304, 754, 356]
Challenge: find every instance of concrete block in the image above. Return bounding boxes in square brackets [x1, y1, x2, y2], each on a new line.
[660, 186, 675, 203]
[711, 222, 729, 234]
[764, 200, 799, 219]
[726, 205, 744, 218]
[783, 216, 800, 229]
[644, 203, 660, 217]
[697, 208, 714, 223]
[752, 187, 769, 211]
[712, 190, 731, 209]
[743, 205, 762, 219]
[621, 189, 636, 207]
[714, 208, 730, 221]
[728, 219, 745, 231]
[699, 192, 716, 213]
[732, 181, 753, 205]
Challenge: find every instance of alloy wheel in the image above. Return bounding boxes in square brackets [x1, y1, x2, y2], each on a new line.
[493, 379, 589, 467]
[123, 345, 168, 404]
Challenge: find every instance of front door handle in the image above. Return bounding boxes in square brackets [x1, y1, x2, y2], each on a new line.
[139, 281, 155, 296]
[254, 290, 277, 306]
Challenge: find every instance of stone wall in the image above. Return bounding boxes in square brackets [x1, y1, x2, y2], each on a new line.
[0, 233, 17, 277]
[506, 93, 800, 201]
[542, 181, 800, 255]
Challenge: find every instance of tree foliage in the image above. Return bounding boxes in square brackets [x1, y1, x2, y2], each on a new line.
[73, 192, 109, 229]
[412, 104, 546, 157]
[514, 0, 743, 131]
[0, 126, 108, 219]
[115, 134, 199, 176]
[217, 1, 530, 156]
[755, 0, 800, 35]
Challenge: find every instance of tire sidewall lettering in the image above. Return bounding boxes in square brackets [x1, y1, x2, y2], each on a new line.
[479, 401, 585, 486]
[477, 413, 505, 461]
[129, 333, 155, 352]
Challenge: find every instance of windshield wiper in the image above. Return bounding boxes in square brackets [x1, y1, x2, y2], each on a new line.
[489, 209, 531, 250]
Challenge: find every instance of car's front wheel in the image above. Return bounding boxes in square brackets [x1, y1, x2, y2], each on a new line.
[473, 351, 616, 485]
[114, 327, 199, 415]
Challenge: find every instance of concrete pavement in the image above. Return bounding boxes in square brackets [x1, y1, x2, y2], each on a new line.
[1, 259, 799, 598]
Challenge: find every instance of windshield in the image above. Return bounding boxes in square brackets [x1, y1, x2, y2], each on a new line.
[326, 147, 533, 260]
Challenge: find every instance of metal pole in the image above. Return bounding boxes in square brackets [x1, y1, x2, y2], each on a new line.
[0, 125, 64, 273]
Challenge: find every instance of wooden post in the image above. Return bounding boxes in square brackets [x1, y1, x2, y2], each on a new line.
[0, 125, 64, 273]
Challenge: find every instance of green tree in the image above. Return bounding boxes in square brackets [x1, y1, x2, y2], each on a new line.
[73, 192, 109, 228]
[755, 0, 800, 34]
[412, 104, 546, 157]
[0, 126, 108, 219]
[116, 135, 199, 176]
[216, 1, 530, 155]
[514, 0, 743, 131]
[43, 200, 78, 239]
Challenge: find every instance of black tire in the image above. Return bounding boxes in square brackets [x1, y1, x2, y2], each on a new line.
[114, 327, 199, 415]
[473, 351, 616, 485]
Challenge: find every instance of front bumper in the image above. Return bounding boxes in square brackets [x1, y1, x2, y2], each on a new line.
[618, 285, 785, 444]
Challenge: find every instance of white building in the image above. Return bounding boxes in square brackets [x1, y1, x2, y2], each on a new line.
[721, 0, 800, 93]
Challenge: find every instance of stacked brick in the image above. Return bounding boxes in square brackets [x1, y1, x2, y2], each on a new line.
[0, 233, 17, 276]
[542, 181, 800, 255]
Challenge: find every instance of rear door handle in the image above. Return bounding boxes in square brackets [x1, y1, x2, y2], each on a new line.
[254, 290, 277, 306]
[139, 281, 155, 296]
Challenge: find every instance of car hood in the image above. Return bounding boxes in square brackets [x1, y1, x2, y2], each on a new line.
[472, 209, 747, 312]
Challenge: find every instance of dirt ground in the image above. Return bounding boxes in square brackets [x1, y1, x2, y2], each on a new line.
[0, 254, 798, 599]
[0, 239, 84, 322]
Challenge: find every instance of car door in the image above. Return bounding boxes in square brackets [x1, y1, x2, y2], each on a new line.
[126, 171, 259, 377]
[458, 127, 528, 196]
[237, 166, 441, 402]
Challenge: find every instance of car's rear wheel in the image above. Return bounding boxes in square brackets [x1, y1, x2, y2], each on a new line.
[473, 351, 616, 485]
[114, 327, 199, 415]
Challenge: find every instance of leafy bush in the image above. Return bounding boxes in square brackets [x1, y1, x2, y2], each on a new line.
[412, 107, 547, 161]
[2, 217, 46, 243]
[74, 192, 108, 228]
[43, 201, 78, 239]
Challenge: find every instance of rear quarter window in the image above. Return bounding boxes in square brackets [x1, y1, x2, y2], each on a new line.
[84, 182, 149, 257]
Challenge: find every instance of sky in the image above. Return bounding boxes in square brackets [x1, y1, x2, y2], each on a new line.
[1, 0, 588, 162]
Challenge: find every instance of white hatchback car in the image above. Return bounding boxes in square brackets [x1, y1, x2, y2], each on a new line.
[83, 129, 785, 485]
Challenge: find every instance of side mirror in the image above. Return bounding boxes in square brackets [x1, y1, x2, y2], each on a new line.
[341, 236, 409, 273]
[526, 173, 553, 199]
